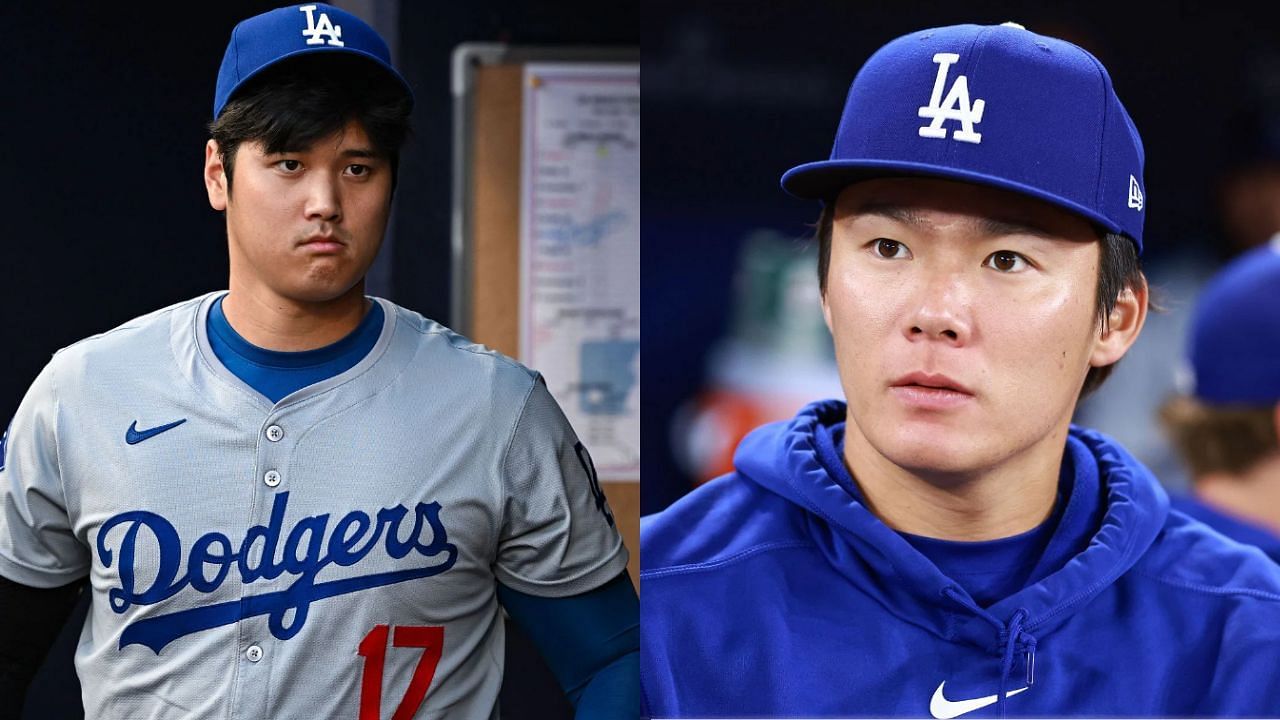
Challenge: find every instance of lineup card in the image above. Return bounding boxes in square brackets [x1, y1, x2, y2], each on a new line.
[519, 63, 640, 482]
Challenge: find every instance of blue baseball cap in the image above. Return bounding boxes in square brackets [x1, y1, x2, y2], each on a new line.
[1188, 237, 1280, 406]
[213, 3, 412, 119]
[781, 22, 1147, 253]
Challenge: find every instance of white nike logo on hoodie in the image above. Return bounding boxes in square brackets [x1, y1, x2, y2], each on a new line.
[930, 681, 1028, 719]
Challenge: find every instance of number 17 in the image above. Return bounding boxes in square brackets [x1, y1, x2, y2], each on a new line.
[357, 625, 444, 720]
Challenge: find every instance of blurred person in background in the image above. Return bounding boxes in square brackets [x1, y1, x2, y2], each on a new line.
[641, 21, 1280, 718]
[1075, 95, 1280, 491]
[1160, 239, 1280, 562]
[1215, 99, 1280, 260]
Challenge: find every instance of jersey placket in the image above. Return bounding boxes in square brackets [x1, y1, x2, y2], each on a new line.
[229, 412, 295, 718]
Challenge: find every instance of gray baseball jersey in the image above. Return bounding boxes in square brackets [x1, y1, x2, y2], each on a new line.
[0, 291, 627, 719]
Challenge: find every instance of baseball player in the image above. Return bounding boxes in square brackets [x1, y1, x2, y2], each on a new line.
[0, 5, 637, 719]
[641, 22, 1280, 717]
[1159, 238, 1280, 562]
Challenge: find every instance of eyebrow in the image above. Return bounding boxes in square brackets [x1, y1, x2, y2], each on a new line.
[850, 202, 925, 227]
[266, 146, 383, 159]
[977, 216, 1056, 240]
[339, 148, 382, 159]
[848, 201, 1057, 239]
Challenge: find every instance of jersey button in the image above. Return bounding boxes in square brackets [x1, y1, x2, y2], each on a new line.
[246, 645, 263, 662]
[264, 470, 281, 487]
[265, 425, 284, 442]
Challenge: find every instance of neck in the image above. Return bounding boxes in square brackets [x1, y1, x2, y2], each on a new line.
[842, 418, 1065, 541]
[1195, 453, 1280, 534]
[221, 280, 369, 352]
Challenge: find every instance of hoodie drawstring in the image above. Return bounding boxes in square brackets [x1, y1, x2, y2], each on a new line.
[998, 610, 1023, 717]
[941, 588, 1038, 718]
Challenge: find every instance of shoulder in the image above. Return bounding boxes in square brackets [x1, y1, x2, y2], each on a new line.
[1127, 511, 1280, 693]
[1167, 493, 1280, 561]
[380, 300, 539, 399]
[45, 294, 211, 380]
[1135, 508, 1280, 605]
[640, 473, 813, 581]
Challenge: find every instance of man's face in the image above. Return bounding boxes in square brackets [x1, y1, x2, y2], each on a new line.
[823, 177, 1132, 478]
[205, 120, 391, 304]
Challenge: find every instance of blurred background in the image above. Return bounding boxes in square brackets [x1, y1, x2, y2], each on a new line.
[643, 1, 1280, 515]
[1, 2, 635, 718]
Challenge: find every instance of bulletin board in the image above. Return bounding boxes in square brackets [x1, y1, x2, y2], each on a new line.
[451, 44, 640, 584]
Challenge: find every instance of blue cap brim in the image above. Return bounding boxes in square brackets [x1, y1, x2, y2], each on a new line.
[780, 159, 1125, 237]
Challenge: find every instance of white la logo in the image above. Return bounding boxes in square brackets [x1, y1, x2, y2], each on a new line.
[918, 53, 985, 144]
[300, 4, 344, 47]
[1128, 175, 1144, 211]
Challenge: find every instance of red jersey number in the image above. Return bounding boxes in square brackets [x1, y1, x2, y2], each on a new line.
[357, 624, 444, 720]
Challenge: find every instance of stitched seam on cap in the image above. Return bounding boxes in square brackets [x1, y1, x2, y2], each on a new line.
[1085, 51, 1110, 215]
[943, 26, 990, 167]
[231, 25, 241, 84]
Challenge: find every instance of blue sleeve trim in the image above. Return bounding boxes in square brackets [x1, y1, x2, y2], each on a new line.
[497, 570, 639, 713]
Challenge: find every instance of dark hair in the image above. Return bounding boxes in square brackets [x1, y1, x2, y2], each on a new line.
[813, 200, 1146, 398]
[208, 54, 412, 194]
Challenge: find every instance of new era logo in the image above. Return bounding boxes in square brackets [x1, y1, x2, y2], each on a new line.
[1128, 175, 1144, 211]
[919, 53, 985, 144]
[300, 4, 343, 47]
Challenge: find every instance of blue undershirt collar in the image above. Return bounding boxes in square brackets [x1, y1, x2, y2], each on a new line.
[814, 420, 1100, 608]
[206, 294, 384, 403]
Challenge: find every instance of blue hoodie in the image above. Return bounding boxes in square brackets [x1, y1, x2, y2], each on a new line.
[640, 400, 1280, 718]
[1169, 493, 1280, 564]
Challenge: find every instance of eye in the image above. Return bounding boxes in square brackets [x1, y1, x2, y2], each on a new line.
[984, 250, 1030, 272]
[275, 159, 302, 173]
[346, 164, 370, 177]
[871, 238, 912, 259]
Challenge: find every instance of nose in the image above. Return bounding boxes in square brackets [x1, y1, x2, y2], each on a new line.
[905, 272, 972, 346]
[304, 175, 342, 223]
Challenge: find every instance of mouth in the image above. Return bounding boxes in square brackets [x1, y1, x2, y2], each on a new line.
[298, 235, 346, 253]
[890, 372, 973, 394]
[888, 372, 975, 410]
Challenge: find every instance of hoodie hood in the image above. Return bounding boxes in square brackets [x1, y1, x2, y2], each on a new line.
[733, 400, 1169, 677]
[641, 400, 1280, 718]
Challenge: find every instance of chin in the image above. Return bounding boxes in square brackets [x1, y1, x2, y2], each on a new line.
[871, 421, 996, 477]
[291, 268, 367, 299]
[281, 281, 362, 305]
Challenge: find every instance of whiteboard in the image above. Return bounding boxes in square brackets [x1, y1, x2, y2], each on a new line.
[518, 63, 640, 482]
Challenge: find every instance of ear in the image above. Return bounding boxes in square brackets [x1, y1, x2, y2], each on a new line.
[204, 139, 228, 211]
[1273, 403, 1280, 447]
[820, 288, 834, 334]
[1089, 280, 1149, 369]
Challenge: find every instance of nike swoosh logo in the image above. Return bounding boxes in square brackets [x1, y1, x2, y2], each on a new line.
[126, 419, 187, 445]
[930, 681, 1028, 719]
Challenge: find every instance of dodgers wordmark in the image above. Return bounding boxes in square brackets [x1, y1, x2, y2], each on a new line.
[0, 292, 626, 718]
[1, 4, 635, 717]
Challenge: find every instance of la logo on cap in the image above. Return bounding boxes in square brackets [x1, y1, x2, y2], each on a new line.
[918, 53, 985, 144]
[300, 4, 344, 47]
